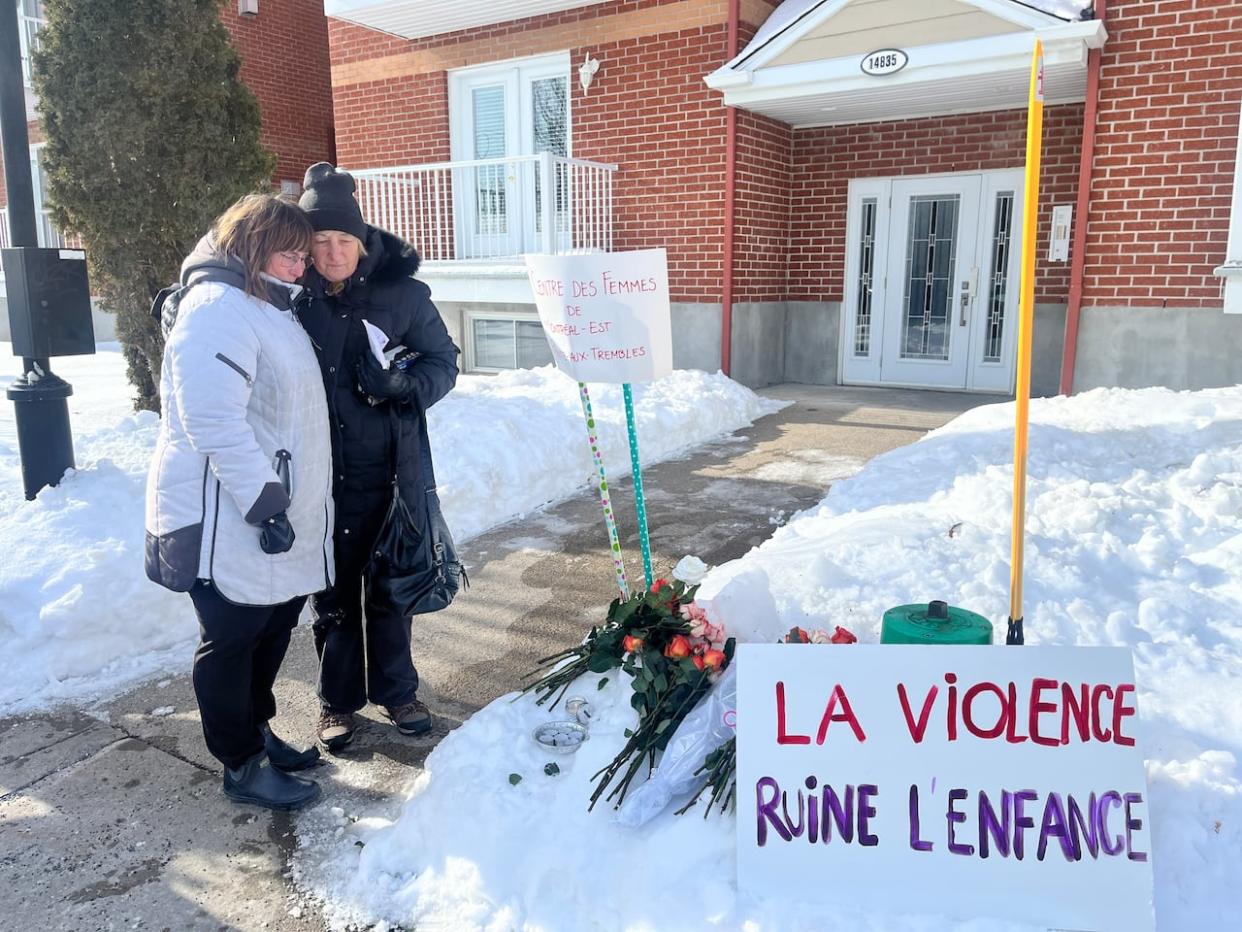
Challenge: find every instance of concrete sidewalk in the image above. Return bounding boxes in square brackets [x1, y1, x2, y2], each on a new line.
[0, 384, 984, 930]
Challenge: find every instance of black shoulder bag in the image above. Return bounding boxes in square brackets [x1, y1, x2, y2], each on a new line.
[366, 406, 466, 616]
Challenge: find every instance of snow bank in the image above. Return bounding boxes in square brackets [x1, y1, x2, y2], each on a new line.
[0, 344, 782, 715]
[297, 386, 1242, 931]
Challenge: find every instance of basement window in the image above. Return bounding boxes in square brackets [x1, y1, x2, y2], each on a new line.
[465, 311, 553, 373]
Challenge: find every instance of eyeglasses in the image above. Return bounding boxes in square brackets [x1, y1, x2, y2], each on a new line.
[276, 251, 310, 266]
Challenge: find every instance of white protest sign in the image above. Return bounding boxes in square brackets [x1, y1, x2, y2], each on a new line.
[524, 249, 673, 384]
[737, 645, 1155, 932]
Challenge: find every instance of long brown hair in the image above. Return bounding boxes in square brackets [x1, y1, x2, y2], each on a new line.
[212, 194, 313, 298]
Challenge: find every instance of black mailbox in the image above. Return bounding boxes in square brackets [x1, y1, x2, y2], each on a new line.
[3, 246, 95, 358]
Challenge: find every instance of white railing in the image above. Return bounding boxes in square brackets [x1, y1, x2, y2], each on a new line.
[349, 153, 617, 263]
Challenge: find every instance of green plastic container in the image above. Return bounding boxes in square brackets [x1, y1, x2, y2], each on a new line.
[881, 600, 993, 645]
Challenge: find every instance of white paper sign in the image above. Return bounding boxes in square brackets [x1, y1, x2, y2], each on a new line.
[524, 249, 673, 384]
[737, 645, 1155, 932]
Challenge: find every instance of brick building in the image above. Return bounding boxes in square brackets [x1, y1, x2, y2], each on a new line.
[3, 0, 334, 248]
[323, 0, 1242, 395]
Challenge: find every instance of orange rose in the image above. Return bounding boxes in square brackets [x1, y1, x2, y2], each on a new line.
[702, 648, 727, 670]
[691, 654, 706, 671]
[622, 634, 644, 653]
[663, 634, 692, 659]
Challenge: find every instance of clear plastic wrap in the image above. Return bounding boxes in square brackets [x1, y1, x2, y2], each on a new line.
[613, 664, 736, 827]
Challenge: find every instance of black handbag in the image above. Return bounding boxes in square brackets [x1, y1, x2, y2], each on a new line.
[366, 407, 466, 616]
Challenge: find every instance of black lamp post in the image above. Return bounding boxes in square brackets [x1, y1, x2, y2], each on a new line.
[1, 2, 90, 501]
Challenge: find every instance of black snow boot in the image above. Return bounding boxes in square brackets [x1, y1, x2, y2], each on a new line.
[223, 751, 321, 810]
[261, 723, 321, 772]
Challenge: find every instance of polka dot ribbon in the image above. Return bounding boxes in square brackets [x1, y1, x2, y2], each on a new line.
[578, 382, 629, 599]
[622, 383, 654, 590]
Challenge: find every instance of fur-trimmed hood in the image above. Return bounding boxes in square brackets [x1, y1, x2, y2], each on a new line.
[360, 225, 421, 281]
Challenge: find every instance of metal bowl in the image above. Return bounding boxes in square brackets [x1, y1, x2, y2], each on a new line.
[532, 720, 589, 754]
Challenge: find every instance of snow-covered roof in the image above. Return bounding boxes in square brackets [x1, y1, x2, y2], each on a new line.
[707, 0, 1105, 127]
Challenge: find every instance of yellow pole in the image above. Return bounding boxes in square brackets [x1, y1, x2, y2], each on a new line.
[1008, 40, 1044, 647]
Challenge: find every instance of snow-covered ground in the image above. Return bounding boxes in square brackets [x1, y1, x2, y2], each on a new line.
[0, 343, 782, 716]
[294, 386, 1242, 932]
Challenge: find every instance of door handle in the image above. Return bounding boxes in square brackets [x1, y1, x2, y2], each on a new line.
[959, 267, 979, 326]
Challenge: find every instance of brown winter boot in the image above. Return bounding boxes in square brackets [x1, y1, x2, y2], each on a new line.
[385, 699, 433, 736]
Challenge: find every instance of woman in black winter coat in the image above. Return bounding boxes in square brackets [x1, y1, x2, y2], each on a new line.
[296, 162, 459, 751]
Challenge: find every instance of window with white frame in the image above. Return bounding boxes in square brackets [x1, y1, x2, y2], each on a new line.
[465, 310, 553, 372]
[18, 0, 45, 87]
[449, 54, 570, 256]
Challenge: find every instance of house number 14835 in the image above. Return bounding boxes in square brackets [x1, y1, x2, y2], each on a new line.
[861, 49, 909, 76]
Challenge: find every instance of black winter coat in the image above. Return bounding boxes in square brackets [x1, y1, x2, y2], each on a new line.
[300, 226, 459, 537]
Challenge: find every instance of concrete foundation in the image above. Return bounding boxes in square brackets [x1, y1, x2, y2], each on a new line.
[1072, 305, 1242, 392]
[670, 302, 723, 372]
[783, 301, 841, 386]
[432, 294, 1242, 398]
[728, 301, 787, 388]
[1032, 302, 1067, 398]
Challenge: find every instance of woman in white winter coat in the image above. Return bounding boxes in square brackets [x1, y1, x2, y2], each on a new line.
[145, 194, 333, 810]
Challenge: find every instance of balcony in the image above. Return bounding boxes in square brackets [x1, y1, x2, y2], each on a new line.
[349, 153, 616, 303]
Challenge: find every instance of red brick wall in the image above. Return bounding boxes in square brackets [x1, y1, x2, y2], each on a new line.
[329, 0, 712, 66]
[787, 106, 1084, 304]
[331, 71, 450, 169]
[221, 0, 336, 186]
[574, 26, 729, 301]
[1082, 0, 1242, 308]
[734, 110, 792, 301]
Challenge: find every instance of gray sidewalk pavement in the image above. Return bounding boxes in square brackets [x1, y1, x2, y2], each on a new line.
[0, 384, 984, 931]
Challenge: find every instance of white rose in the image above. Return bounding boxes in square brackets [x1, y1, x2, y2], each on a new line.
[672, 555, 709, 585]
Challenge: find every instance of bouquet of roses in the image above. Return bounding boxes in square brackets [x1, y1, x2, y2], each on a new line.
[520, 578, 735, 810]
[589, 580, 734, 810]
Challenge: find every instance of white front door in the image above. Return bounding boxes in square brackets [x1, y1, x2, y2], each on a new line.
[457, 70, 522, 258]
[841, 171, 1024, 392]
[451, 55, 570, 258]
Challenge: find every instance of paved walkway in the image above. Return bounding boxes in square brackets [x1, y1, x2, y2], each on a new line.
[0, 384, 984, 930]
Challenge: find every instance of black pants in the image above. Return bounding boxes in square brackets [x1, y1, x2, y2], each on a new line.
[189, 581, 306, 769]
[312, 496, 419, 713]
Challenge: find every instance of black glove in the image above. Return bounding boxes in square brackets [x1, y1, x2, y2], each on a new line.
[356, 351, 417, 404]
[259, 512, 296, 555]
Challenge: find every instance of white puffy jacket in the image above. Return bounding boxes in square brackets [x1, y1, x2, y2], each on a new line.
[145, 253, 334, 606]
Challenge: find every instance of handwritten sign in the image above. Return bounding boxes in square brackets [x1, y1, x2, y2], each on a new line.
[524, 249, 673, 384]
[737, 645, 1155, 932]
